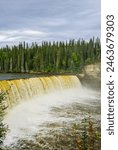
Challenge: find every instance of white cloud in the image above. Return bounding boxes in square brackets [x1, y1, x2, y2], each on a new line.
[0, 35, 7, 41]
[0, 29, 48, 43]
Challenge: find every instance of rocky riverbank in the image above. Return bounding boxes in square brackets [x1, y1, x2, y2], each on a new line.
[77, 63, 101, 89]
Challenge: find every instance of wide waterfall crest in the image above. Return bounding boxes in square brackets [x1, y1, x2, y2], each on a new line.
[0, 75, 81, 109]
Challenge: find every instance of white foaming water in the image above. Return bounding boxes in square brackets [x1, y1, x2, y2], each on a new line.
[3, 87, 100, 146]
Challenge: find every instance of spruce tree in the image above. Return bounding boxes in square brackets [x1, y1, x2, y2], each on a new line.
[0, 38, 101, 73]
[0, 91, 7, 146]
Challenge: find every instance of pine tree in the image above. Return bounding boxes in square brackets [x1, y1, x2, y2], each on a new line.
[0, 91, 7, 146]
[0, 38, 101, 73]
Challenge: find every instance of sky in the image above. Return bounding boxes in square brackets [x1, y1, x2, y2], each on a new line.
[0, 0, 100, 47]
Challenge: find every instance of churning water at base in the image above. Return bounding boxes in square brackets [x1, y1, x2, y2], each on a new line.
[3, 86, 100, 147]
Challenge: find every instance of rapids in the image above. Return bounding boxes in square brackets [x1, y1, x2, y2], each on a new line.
[0, 75, 100, 148]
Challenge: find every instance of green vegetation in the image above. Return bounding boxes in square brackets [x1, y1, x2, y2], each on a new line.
[0, 91, 7, 147]
[0, 37, 100, 73]
[0, 37, 101, 149]
[74, 116, 101, 150]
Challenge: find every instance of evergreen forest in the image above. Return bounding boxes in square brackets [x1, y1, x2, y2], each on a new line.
[0, 38, 101, 73]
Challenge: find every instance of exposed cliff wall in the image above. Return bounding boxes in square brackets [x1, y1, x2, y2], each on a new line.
[77, 63, 101, 89]
[83, 63, 101, 79]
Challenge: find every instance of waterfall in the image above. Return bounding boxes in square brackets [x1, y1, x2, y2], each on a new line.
[0, 75, 81, 110]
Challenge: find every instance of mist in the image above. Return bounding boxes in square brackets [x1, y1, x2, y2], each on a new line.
[3, 86, 100, 146]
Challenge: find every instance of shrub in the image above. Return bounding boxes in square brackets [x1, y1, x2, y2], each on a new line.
[0, 90, 8, 146]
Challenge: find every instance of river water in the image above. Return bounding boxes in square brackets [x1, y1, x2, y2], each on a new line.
[1, 74, 101, 150]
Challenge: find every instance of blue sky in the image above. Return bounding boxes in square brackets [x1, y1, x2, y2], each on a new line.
[0, 0, 100, 46]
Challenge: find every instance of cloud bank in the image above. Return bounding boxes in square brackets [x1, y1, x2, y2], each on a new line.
[0, 0, 100, 46]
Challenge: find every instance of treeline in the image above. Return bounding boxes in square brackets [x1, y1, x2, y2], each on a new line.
[0, 38, 100, 73]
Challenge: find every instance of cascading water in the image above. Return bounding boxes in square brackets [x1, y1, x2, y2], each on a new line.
[0, 75, 100, 149]
[0, 75, 81, 110]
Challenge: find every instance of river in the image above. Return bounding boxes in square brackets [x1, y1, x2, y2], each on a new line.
[0, 74, 101, 150]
